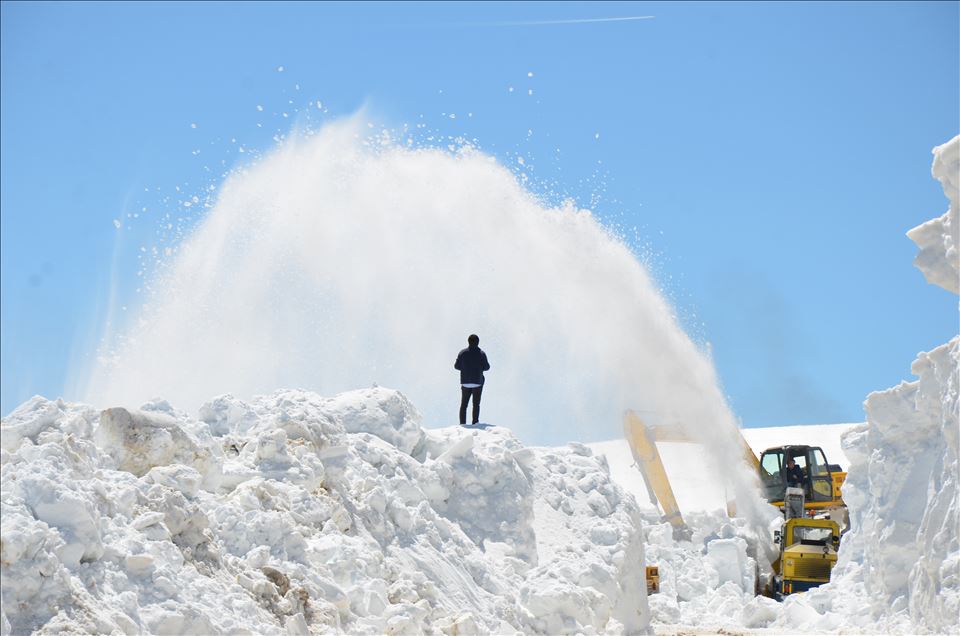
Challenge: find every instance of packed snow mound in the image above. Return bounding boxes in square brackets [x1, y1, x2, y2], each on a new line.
[826, 335, 959, 633]
[907, 134, 959, 293]
[321, 386, 426, 455]
[0, 387, 649, 635]
[806, 136, 960, 634]
[641, 513, 763, 631]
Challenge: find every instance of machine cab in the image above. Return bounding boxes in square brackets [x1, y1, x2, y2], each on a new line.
[759, 445, 839, 505]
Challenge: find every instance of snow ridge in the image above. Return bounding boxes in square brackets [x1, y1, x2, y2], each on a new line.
[1, 387, 649, 635]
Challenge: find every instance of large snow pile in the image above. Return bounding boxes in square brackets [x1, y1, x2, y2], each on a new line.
[822, 135, 960, 634]
[1, 387, 648, 635]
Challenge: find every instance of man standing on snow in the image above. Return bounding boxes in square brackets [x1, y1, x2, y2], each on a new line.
[454, 334, 490, 426]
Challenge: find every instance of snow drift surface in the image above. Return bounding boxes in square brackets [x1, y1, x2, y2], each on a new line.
[0, 387, 648, 635]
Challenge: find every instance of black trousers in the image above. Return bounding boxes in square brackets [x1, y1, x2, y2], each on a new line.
[460, 385, 483, 425]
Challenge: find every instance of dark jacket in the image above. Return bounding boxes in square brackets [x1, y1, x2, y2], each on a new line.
[784, 464, 805, 487]
[454, 346, 490, 385]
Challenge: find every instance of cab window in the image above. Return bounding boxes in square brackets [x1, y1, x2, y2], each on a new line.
[808, 447, 834, 501]
[761, 452, 782, 478]
[792, 525, 833, 544]
[809, 448, 829, 476]
[760, 451, 785, 501]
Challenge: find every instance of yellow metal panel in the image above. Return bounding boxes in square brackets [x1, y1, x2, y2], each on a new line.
[623, 410, 685, 531]
[832, 471, 846, 502]
[739, 432, 760, 471]
[645, 566, 660, 594]
[812, 479, 833, 499]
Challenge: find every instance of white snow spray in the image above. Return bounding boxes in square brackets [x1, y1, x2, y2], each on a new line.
[82, 115, 772, 526]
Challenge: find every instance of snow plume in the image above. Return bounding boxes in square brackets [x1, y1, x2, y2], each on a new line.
[81, 114, 770, 523]
[0, 388, 648, 634]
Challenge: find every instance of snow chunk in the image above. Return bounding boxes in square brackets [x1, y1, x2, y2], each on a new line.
[323, 386, 424, 455]
[706, 537, 755, 593]
[1, 397, 98, 452]
[908, 135, 959, 293]
[198, 393, 260, 436]
[740, 594, 780, 628]
[95, 407, 218, 487]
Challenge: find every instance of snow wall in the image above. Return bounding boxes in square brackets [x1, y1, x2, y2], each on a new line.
[826, 135, 959, 633]
[0, 388, 649, 635]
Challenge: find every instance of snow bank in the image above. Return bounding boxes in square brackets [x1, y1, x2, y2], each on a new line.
[750, 136, 960, 634]
[814, 134, 960, 634]
[826, 337, 958, 633]
[1, 387, 649, 635]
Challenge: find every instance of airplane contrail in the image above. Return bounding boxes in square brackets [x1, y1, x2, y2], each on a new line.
[496, 15, 655, 26]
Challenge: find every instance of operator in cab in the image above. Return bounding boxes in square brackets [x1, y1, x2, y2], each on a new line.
[784, 457, 805, 488]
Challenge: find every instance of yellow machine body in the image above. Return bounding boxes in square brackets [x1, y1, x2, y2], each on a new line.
[774, 518, 840, 597]
[645, 566, 660, 594]
[623, 410, 689, 537]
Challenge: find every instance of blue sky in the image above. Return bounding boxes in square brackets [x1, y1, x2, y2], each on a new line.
[2, 1, 957, 427]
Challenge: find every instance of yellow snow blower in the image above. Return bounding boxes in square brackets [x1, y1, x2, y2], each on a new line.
[623, 410, 848, 599]
[622, 410, 847, 537]
[772, 488, 841, 598]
